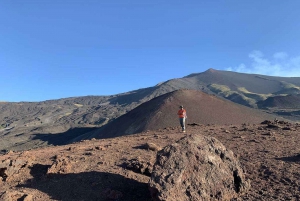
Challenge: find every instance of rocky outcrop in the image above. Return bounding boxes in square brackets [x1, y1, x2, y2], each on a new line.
[47, 157, 72, 174]
[0, 159, 31, 181]
[122, 158, 153, 176]
[0, 191, 33, 201]
[149, 134, 250, 201]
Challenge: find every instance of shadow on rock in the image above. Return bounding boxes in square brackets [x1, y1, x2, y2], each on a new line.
[18, 164, 151, 201]
[31, 127, 98, 146]
[29, 163, 51, 179]
[275, 154, 300, 162]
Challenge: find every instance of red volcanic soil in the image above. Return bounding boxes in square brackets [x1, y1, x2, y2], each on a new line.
[1, 120, 299, 200]
[87, 89, 283, 139]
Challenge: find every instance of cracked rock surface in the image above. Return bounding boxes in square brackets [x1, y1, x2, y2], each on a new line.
[149, 134, 250, 201]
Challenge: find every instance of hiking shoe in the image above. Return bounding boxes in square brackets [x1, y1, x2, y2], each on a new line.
[183, 130, 186, 133]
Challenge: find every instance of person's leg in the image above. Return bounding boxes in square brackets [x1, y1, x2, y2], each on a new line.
[179, 118, 184, 131]
[182, 118, 186, 131]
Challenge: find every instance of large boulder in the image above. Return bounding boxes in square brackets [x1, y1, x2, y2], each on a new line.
[149, 134, 250, 201]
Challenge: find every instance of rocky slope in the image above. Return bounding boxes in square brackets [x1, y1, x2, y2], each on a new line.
[79, 89, 282, 140]
[0, 120, 299, 200]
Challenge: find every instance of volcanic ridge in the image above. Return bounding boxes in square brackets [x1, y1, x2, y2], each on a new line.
[78, 89, 282, 140]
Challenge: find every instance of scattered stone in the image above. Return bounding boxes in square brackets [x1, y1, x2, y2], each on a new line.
[262, 132, 274, 136]
[261, 120, 272, 124]
[187, 123, 200, 126]
[149, 134, 250, 201]
[68, 147, 77, 151]
[0, 167, 8, 181]
[144, 142, 161, 151]
[278, 120, 288, 124]
[267, 124, 281, 129]
[122, 158, 153, 176]
[239, 127, 249, 131]
[95, 146, 106, 151]
[84, 152, 93, 156]
[249, 139, 260, 143]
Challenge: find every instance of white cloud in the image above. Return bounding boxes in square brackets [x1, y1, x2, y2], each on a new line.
[273, 52, 288, 60]
[226, 51, 300, 77]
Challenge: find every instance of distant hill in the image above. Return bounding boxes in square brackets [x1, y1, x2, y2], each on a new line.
[257, 95, 300, 109]
[185, 69, 300, 108]
[2, 68, 300, 129]
[77, 89, 281, 140]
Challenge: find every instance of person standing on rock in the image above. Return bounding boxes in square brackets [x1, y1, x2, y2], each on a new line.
[178, 105, 187, 132]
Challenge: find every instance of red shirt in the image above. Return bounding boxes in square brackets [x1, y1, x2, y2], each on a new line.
[178, 109, 186, 118]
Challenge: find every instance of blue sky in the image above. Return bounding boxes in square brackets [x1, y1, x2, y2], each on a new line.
[1, 1, 300, 102]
